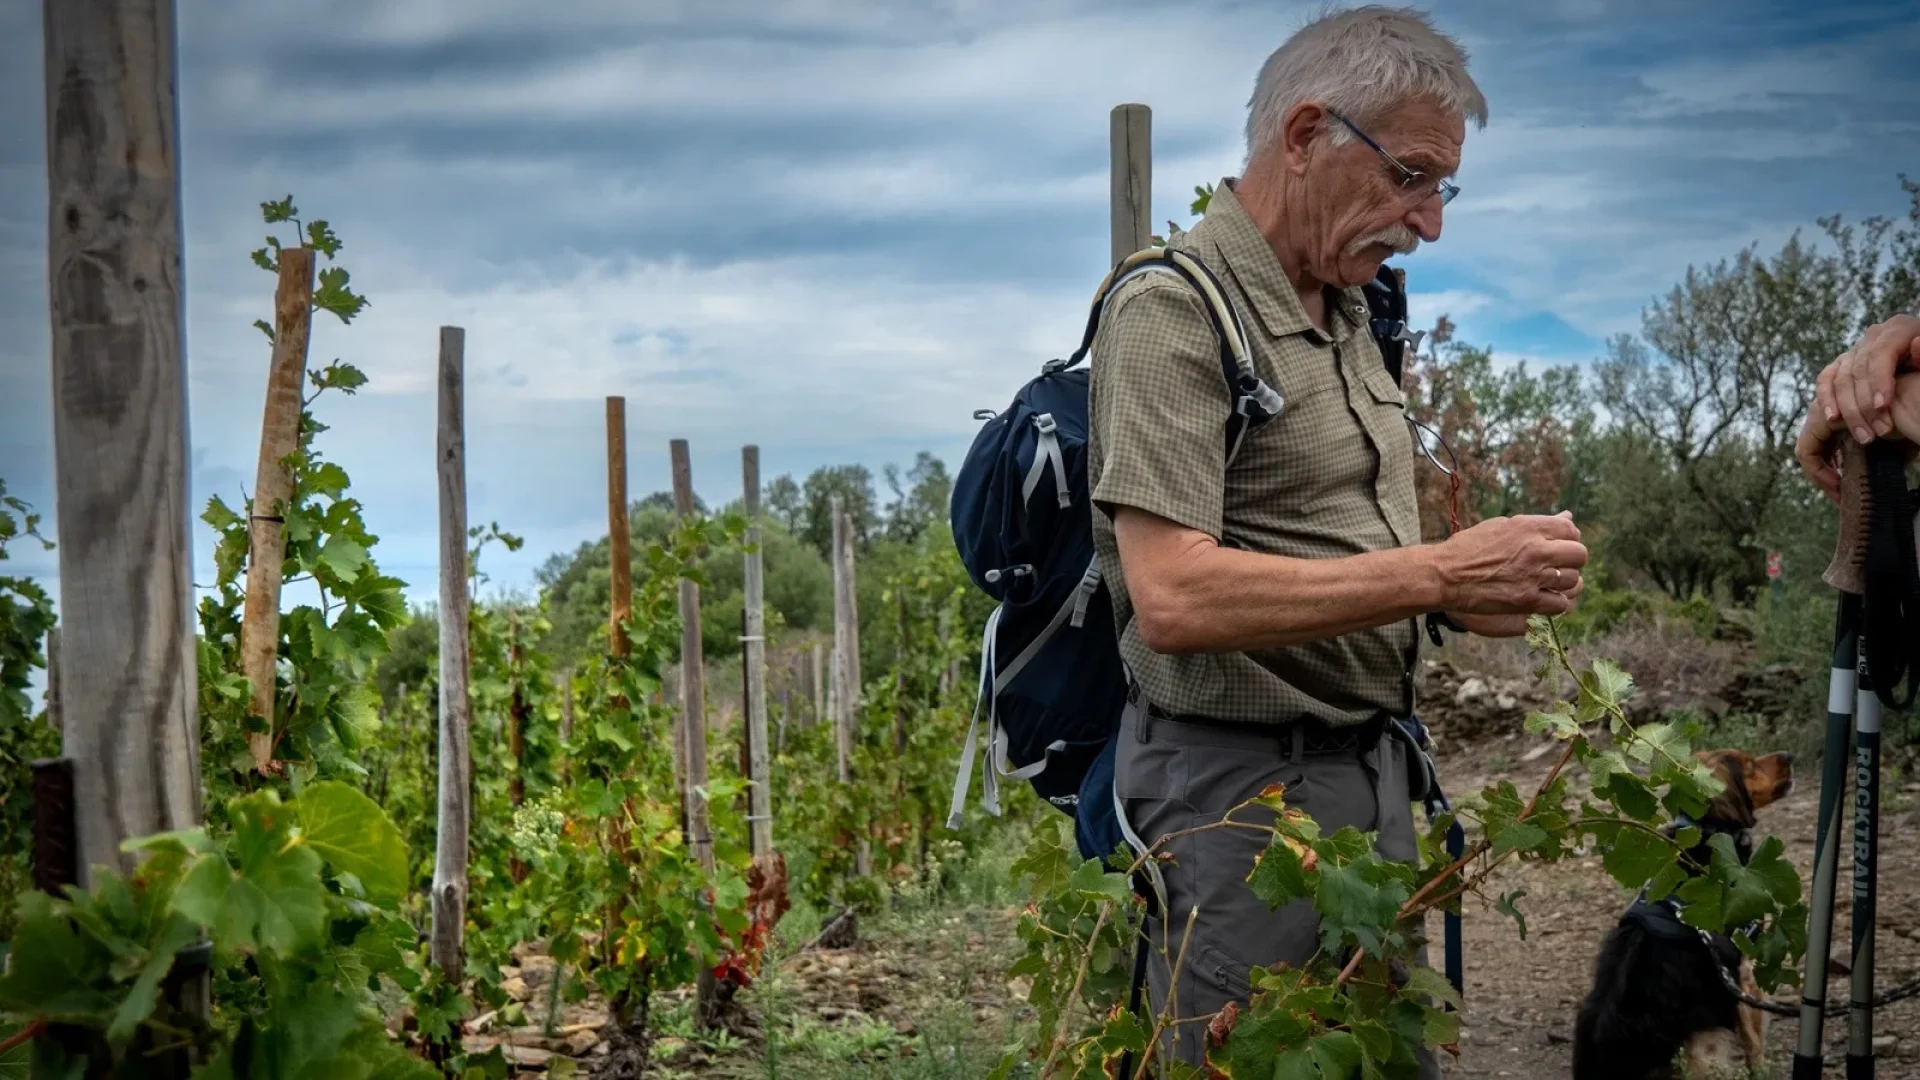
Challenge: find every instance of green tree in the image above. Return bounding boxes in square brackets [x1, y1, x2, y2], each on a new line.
[881, 451, 953, 544]
[1592, 234, 1853, 601]
[764, 474, 804, 533]
[800, 465, 880, 558]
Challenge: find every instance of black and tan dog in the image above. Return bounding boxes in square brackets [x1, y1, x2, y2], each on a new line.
[1571, 748, 1796, 1080]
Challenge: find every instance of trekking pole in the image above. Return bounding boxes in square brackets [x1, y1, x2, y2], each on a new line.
[1848, 620, 1882, 1080]
[1792, 592, 1858, 1080]
[1798, 434, 1920, 1078]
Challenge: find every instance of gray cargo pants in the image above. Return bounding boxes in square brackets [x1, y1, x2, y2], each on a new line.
[1114, 693, 1444, 1078]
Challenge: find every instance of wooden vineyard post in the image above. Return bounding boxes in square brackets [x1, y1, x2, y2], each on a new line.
[507, 610, 529, 883]
[43, 628, 61, 733]
[600, 396, 636, 962]
[670, 439, 720, 1025]
[431, 326, 471, 984]
[44, 0, 204, 865]
[810, 641, 825, 727]
[893, 588, 910, 757]
[607, 397, 631, 667]
[1110, 103, 1152, 266]
[43, 5, 208, 1057]
[237, 242, 315, 776]
[830, 496, 870, 876]
[741, 446, 774, 858]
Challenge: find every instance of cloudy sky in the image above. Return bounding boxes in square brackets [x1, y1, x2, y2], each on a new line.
[4, 0, 1919, 618]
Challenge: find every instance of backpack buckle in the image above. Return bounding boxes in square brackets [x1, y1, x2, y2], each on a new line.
[984, 564, 1033, 585]
[1033, 413, 1058, 435]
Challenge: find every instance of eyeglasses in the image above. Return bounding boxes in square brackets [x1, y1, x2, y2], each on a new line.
[1326, 108, 1459, 207]
[1406, 414, 1466, 536]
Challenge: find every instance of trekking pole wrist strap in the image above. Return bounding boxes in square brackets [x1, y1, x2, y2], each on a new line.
[1424, 610, 1467, 647]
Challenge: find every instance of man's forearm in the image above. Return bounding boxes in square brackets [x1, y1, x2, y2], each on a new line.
[1125, 535, 1448, 655]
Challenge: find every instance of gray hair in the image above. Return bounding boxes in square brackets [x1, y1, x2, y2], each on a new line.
[1244, 4, 1487, 164]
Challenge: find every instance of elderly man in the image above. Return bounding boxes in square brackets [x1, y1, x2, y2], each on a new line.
[1086, 6, 1588, 1071]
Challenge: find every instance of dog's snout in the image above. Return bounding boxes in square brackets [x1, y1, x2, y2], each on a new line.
[1781, 751, 1795, 766]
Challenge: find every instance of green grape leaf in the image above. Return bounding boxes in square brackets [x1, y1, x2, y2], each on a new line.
[1599, 823, 1673, 890]
[1247, 836, 1314, 909]
[318, 535, 369, 584]
[1590, 658, 1634, 706]
[1524, 707, 1580, 740]
[0, 892, 113, 1016]
[1495, 889, 1529, 940]
[105, 917, 199, 1044]
[222, 793, 328, 955]
[1400, 964, 1462, 1011]
[1490, 821, 1549, 858]
[297, 781, 409, 903]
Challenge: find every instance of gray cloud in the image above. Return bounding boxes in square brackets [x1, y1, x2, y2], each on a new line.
[4, 0, 1918, 613]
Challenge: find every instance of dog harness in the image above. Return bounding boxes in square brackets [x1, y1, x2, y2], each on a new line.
[1617, 814, 1759, 985]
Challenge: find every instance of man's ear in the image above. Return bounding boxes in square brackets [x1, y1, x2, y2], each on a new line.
[1278, 102, 1331, 177]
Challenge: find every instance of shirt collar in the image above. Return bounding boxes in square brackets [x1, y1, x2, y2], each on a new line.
[1198, 178, 1369, 345]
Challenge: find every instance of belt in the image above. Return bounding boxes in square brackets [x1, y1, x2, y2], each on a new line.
[1125, 681, 1388, 756]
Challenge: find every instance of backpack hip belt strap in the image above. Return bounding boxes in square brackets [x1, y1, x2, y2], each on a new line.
[1126, 682, 1390, 756]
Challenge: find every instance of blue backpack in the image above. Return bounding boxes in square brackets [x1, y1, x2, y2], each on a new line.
[945, 245, 1423, 866]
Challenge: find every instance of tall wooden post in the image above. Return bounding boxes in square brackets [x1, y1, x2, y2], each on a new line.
[1110, 103, 1152, 266]
[740, 446, 774, 857]
[810, 641, 825, 727]
[431, 326, 471, 983]
[44, 0, 202, 888]
[670, 439, 720, 1023]
[43, 628, 61, 733]
[507, 610, 529, 883]
[830, 497, 869, 875]
[238, 245, 315, 774]
[830, 499, 853, 784]
[607, 398, 631, 664]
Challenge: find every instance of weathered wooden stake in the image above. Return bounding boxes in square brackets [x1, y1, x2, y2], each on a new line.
[43, 628, 61, 733]
[44, 0, 203, 888]
[671, 439, 720, 1023]
[829, 497, 870, 875]
[507, 610, 529, 883]
[1110, 103, 1152, 266]
[810, 641, 825, 727]
[431, 326, 471, 983]
[239, 245, 315, 774]
[741, 446, 774, 858]
[607, 398, 632, 664]
[894, 588, 910, 757]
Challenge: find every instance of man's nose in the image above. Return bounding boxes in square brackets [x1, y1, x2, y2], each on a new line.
[1406, 197, 1443, 244]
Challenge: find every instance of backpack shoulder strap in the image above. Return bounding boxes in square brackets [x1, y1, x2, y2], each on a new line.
[1051, 247, 1282, 466]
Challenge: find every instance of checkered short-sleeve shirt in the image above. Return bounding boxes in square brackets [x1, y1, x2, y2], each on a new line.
[1086, 179, 1424, 728]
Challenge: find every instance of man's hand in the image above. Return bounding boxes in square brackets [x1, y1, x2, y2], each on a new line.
[1798, 315, 1920, 503]
[1447, 568, 1584, 637]
[1431, 511, 1588, 618]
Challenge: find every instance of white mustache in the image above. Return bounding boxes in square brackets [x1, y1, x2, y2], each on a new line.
[1347, 224, 1420, 256]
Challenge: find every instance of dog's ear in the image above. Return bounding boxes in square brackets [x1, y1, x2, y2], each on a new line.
[1699, 751, 1758, 830]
